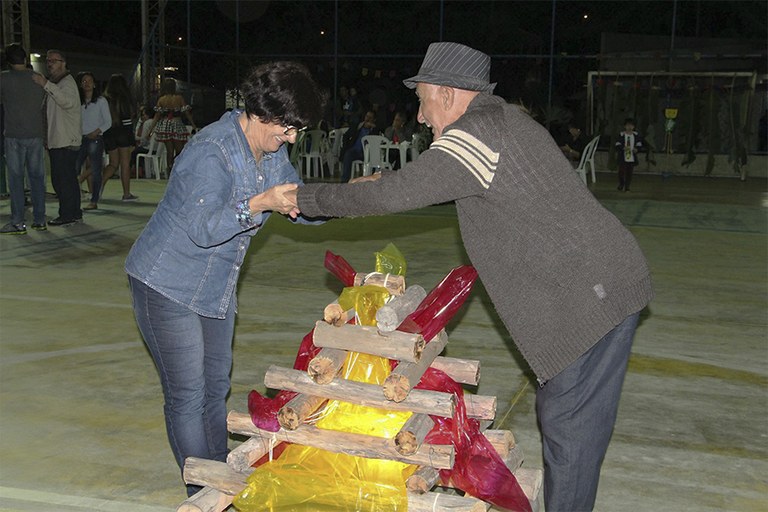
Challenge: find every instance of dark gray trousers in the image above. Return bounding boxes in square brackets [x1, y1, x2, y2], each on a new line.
[536, 311, 640, 512]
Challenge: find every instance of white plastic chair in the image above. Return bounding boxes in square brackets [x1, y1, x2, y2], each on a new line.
[575, 135, 600, 184]
[410, 133, 428, 161]
[360, 135, 393, 177]
[397, 140, 411, 169]
[288, 130, 306, 176]
[298, 129, 328, 179]
[136, 134, 168, 180]
[326, 127, 348, 177]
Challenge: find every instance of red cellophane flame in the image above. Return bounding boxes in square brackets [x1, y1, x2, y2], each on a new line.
[247, 329, 320, 432]
[419, 367, 531, 512]
[397, 265, 478, 341]
[324, 250, 356, 286]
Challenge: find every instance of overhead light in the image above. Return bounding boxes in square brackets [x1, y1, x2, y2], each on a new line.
[164, 66, 179, 71]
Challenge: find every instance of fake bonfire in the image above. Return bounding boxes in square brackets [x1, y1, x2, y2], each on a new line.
[179, 244, 542, 512]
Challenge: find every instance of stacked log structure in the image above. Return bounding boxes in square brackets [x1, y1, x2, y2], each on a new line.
[177, 261, 542, 512]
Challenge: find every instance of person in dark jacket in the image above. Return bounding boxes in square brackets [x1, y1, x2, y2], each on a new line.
[338, 109, 379, 182]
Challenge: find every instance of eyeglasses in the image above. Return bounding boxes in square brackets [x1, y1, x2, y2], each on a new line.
[282, 125, 306, 137]
[46, 58, 64, 64]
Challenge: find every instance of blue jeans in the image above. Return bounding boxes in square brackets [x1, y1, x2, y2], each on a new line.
[4, 137, 46, 225]
[75, 136, 104, 204]
[129, 276, 234, 495]
[536, 311, 640, 512]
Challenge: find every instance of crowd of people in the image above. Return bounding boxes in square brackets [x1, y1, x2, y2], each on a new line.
[2, 40, 654, 512]
[0, 44, 200, 234]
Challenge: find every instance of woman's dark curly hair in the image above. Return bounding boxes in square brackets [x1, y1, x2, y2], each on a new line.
[240, 61, 327, 130]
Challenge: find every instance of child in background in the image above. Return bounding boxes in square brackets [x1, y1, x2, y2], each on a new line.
[615, 117, 643, 192]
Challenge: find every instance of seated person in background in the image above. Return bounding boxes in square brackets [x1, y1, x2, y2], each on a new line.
[339, 110, 378, 183]
[384, 111, 412, 169]
[130, 105, 153, 177]
[559, 122, 586, 166]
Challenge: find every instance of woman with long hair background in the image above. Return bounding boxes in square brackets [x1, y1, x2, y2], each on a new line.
[74, 71, 111, 210]
[101, 74, 138, 201]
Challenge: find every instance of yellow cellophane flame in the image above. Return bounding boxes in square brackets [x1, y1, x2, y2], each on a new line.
[234, 275, 417, 511]
[375, 243, 407, 277]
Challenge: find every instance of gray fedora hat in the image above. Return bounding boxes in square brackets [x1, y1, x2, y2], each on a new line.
[403, 42, 496, 93]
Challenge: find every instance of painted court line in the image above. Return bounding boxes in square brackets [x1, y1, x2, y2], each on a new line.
[0, 342, 138, 365]
[0, 294, 131, 309]
[0, 486, 172, 512]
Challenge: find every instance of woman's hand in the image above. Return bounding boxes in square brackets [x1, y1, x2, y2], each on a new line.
[248, 183, 300, 218]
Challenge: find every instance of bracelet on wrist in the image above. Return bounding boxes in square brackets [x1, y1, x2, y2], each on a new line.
[235, 199, 253, 229]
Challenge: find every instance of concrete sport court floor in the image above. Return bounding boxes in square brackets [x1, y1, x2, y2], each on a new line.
[0, 170, 766, 511]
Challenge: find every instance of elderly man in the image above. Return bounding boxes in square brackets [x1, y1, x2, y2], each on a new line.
[286, 42, 653, 511]
[32, 49, 82, 226]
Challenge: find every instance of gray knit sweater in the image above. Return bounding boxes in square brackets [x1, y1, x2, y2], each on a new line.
[298, 94, 653, 382]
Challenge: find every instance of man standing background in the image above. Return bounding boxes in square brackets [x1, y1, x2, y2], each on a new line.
[0, 43, 47, 234]
[32, 49, 81, 226]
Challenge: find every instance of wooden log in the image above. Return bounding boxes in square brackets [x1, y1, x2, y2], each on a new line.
[176, 486, 234, 512]
[278, 393, 328, 430]
[265, 365, 496, 421]
[406, 430, 519, 494]
[384, 330, 449, 402]
[483, 429, 516, 458]
[431, 356, 481, 386]
[264, 365, 458, 418]
[465, 394, 496, 421]
[505, 445, 525, 473]
[353, 271, 405, 295]
[408, 491, 490, 512]
[406, 465, 439, 494]
[394, 413, 435, 455]
[313, 320, 424, 363]
[513, 468, 543, 509]
[183, 457, 250, 496]
[227, 436, 281, 473]
[323, 302, 355, 327]
[227, 411, 455, 469]
[307, 347, 347, 385]
[376, 284, 427, 332]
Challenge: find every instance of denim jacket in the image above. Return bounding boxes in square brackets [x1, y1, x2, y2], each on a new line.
[125, 109, 318, 318]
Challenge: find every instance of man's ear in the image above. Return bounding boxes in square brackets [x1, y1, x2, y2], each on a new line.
[439, 85, 454, 110]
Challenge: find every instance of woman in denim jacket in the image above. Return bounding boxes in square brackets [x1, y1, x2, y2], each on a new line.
[125, 61, 326, 496]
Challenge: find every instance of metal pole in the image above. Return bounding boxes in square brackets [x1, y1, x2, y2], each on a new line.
[439, 0, 444, 41]
[186, 0, 191, 85]
[669, 0, 677, 72]
[547, 0, 557, 127]
[333, 0, 339, 127]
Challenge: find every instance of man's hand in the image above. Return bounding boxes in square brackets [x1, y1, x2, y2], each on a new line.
[349, 173, 382, 184]
[31, 72, 47, 88]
